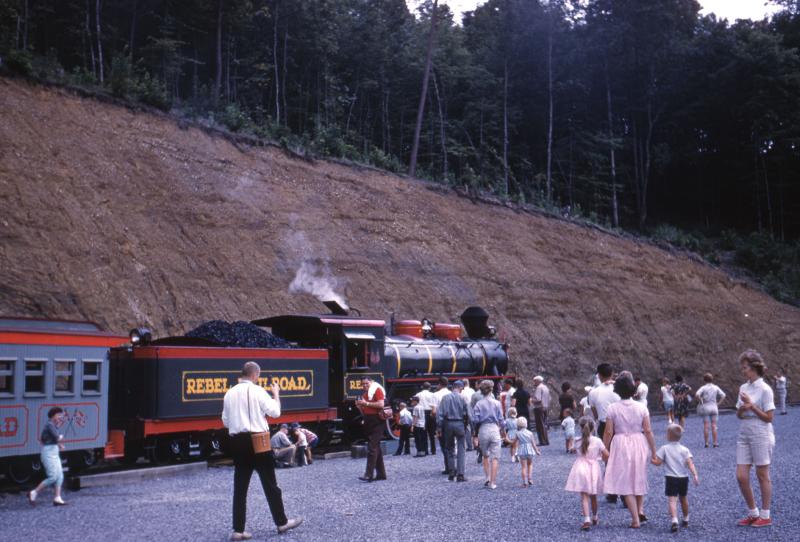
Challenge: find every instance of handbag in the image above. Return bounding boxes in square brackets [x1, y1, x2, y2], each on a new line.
[378, 404, 394, 421]
[248, 386, 272, 454]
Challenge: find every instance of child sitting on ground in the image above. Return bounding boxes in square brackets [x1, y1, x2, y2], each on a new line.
[651, 424, 700, 532]
[514, 416, 541, 487]
[565, 417, 609, 531]
[561, 408, 576, 453]
[290, 424, 309, 466]
[504, 407, 519, 462]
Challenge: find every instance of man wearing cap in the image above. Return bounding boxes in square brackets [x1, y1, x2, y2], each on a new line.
[532, 376, 551, 446]
[222, 361, 302, 539]
[437, 380, 469, 481]
[270, 424, 296, 467]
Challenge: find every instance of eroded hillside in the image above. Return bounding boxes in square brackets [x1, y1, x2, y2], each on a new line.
[1, 78, 798, 395]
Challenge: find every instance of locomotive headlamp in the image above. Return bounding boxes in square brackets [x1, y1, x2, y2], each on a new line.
[129, 327, 152, 345]
[421, 319, 433, 336]
[488, 325, 497, 338]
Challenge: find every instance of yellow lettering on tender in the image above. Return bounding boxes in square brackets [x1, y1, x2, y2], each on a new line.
[187, 379, 197, 394]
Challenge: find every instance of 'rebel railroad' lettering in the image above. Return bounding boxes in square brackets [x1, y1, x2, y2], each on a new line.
[182, 369, 314, 401]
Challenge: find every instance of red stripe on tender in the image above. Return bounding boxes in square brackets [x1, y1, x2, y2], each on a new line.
[0, 331, 128, 348]
[132, 347, 328, 360]
[141, 408, 338, 436]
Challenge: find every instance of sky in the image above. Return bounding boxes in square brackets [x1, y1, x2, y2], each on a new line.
[408, 1, 786, 22]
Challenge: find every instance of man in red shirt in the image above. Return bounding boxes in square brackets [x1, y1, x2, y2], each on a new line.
[356, 375, 387, 482]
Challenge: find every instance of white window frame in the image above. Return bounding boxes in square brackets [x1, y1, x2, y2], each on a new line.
[23, 358, 47, 397]
[53, 359, 76, 396]
[81, 359, 102, 396]
[0, 358, 15, 397]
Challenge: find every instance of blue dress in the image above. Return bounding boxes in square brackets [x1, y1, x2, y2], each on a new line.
[505, 418, 518, 441]
[516, 429, 536, 459]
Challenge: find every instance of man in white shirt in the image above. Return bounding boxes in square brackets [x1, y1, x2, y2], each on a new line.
[634, 376, 649, 410]
[588, 364, 620, 438]
[531, 376, 551, 446]
[416, 381, 438, 454]
[587, 363, 620, 504]
[222, 362, 302, 538]
[432, 376, 451, 472]
[461, 380, 477, 450]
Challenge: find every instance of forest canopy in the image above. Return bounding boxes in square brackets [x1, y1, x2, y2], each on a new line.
[2, 0, 799, 248]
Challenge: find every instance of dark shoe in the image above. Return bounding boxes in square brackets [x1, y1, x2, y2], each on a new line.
[441, 469, 449, 475]
[456, 475, 467, 482]
[581, 522, 591, 531]
[448, 475, 455, 481]
[415, 453, 426, 458]
[403, 452, 411, 455]
[704, 444, 709, 448]
[393, 453, 402, 456]
[606, 495, 618, 504]
[670, 523, 679, 533]
[52, 499, 68, 506]
[277, 518, 303, 534]
[374, 475, 387, 481]
[639, 514, 648, 523]
[682, 520, 689, 528]
[358, 476, 373, 482]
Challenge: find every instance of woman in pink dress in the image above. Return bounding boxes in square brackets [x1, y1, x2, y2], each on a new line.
[602, 371, 658, 529]
[566, 417, 609, 531]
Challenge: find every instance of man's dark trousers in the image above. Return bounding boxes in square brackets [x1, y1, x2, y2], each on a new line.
[229, 432, 288, 533]
[533, 407, 550, 445]
[443, 420, 466, 477]
[424, 410, 437, 454]
[395, 424, 412, 455]
[363, 414, 386, 479]
[413, 426, 427, 454]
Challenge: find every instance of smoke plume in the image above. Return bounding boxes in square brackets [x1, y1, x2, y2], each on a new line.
[289, 260, 349, 310]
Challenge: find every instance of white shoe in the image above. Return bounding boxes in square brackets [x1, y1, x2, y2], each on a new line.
[489, 483, 497, 490]
[277, 518, 303, 534]
[28, 490, 37, 505]
[229, 532, 252, 541]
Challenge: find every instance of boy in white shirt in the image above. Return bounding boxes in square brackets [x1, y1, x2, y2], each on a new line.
[394, 402, 413, 456]
[652, 424, 700, 532]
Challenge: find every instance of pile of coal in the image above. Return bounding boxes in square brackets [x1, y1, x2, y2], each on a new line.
[185, 320, 293, 348]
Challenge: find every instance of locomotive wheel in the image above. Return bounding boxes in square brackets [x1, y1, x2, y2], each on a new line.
[7, 456, 42, 485]
[385, 417, 400, 440]
[67, 450, 97, 473]
[148, 440, 173, 465]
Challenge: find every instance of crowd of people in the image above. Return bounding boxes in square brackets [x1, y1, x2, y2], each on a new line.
[355, 349, 785, 533]
[23, 351, 788, 538]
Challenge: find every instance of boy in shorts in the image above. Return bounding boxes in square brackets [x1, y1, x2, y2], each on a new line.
[652, 424, 700, 532]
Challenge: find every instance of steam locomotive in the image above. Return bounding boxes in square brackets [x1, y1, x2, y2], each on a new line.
[0, 305, 508, 483]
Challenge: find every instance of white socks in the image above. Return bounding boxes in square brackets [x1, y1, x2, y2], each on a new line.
[760, 509, 770, 520]
[583, 516, 591, 523]
[671, 517, 678, 524]
[749, 508, 760, 518]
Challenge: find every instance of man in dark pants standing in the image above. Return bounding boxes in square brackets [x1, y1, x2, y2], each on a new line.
[532, 375, 551, 446]
[416, 381, 437, 454]
[222, 362, 302, 540]
[437, 380, 469, 481]
[357, 375, 387, 482]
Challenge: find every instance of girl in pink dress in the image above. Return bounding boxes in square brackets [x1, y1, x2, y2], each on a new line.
[602, 372, 658, 529]
[565, 417, 609, 531]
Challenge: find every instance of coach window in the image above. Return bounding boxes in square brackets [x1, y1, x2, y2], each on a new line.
[82, 360, 101, 394]
[54, 360, 75, 395]
[0, 359, 14, 396]
[24, 360, 46, 396]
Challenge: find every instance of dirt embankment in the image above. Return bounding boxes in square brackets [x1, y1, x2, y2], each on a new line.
[1, 78, 799, 398]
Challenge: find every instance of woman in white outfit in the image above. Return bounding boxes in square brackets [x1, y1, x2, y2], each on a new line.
[660, 378, 674, 424]
[695, 373, 726, 448]
[735, 349, 775, 528]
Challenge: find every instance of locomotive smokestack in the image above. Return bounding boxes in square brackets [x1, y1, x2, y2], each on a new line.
[323, 300, 349, 316]
[460, 306, 490, 339]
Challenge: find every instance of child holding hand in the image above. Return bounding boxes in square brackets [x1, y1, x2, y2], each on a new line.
[651, 424, 700, 532]
[565, 417, 609, 530]
[513, 416, 540, 487]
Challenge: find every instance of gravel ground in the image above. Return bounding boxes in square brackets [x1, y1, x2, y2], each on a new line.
[1, 410, 795, 541]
